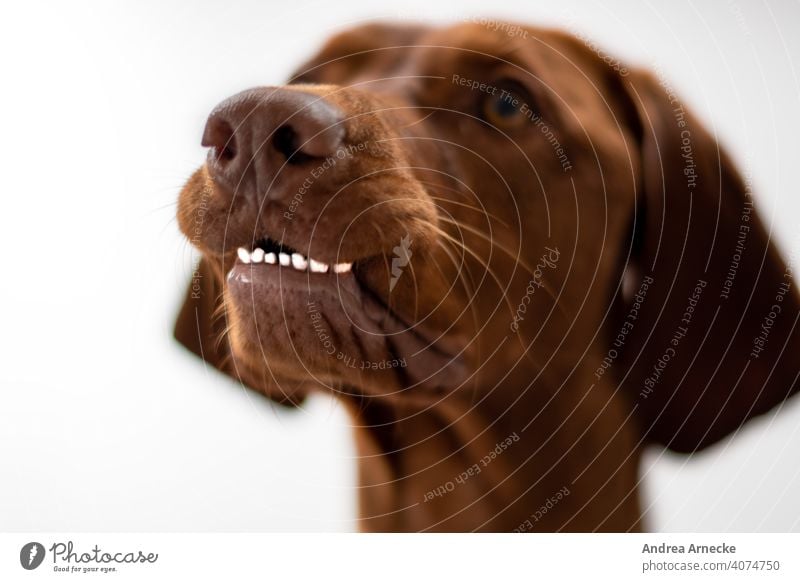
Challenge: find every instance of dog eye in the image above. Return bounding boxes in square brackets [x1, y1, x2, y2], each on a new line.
[480, 80, 536, 131]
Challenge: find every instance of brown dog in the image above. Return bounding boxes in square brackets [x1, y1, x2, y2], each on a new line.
[175, 22, 800, 531]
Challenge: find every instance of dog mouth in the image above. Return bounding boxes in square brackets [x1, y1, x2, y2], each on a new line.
[223, 233, 469, 395]
[231, 237, 354, 276]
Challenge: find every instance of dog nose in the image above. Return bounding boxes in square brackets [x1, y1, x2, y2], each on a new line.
[201, 87, 345, 199]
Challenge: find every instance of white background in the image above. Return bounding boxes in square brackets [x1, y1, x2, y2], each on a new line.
[1, 0, 799, 532]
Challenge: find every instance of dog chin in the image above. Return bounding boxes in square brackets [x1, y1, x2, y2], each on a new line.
[222, 256, 470, 399]
[222, 286, 398, 399]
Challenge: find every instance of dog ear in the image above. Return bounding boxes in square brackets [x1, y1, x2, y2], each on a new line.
[614, 70, 800, 452]
[174, 257, 229, 370]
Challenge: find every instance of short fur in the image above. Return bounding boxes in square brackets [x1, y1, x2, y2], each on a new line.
[175, 22, 800, 531]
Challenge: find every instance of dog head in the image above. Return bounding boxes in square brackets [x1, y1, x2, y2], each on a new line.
[176, 22, 800, 451]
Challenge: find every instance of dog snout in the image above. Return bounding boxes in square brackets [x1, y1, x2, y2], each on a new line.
[201, 87, 345, 201]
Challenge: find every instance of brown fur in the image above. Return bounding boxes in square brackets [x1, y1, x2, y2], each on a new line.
[175, 22, 800, 531]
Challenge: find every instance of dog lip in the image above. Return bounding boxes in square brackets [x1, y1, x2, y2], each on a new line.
[226, 259, 355, 286]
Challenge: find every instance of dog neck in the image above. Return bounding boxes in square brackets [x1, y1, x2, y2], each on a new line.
[346, 357, 644, 532]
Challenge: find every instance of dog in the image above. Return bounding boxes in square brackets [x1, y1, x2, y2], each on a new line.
[174, 21, 800, 531]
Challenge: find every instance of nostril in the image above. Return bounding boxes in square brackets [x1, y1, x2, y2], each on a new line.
[202, 116, 237, 163]
[272, 124, 315, 165]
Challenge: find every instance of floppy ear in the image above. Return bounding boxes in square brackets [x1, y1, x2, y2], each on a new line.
[174, 257, 229, 370]
[616, 70, 800, 452]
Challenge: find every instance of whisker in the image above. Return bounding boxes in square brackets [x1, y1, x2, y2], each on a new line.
[436, 214, 567, 320]
[421, 219, 519, 325]
[427, 195, 510, 228]
[146, 200, 180, 216]
[414, 178, 473, 201]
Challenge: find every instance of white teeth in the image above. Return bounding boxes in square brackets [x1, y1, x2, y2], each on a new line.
[309, 259, 329, 273]
[235, 246, 340, 274]
[291, 253, 308, 271]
